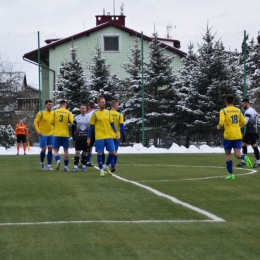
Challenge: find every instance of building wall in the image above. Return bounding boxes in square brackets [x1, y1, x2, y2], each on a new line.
[42, 25, 183, 101]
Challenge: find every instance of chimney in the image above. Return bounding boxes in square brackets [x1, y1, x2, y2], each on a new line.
[96, 9, 126, 26]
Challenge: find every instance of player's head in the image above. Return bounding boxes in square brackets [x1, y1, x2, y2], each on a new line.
[88, 101, 96, 110]
[19, 119, 24, 125]
[80, 104, 87, 115]
[242, 98, 250, 109]
[59, 100, 67, 108]
[45, 100, 53, 111]
[97, 97, 106, 110]
[225, 94, 234, 105]
[111, 100, 119, 110]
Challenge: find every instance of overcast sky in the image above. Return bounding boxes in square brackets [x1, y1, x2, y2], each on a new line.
[0, 0, 259, 88]
[1, 0, 259, 37]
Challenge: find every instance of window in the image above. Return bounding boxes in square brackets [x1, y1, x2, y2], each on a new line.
[103, 35, 120, 52]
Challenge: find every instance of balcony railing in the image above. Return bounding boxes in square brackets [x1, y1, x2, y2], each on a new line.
[17, 98, 39, 111]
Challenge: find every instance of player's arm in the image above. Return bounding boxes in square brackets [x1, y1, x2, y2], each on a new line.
[69, 112, 74, 124]
[239, 112, 246, 127]
[120, 123, 125, 142]
[50, 112, 55, 126]
[87, 113, 96, 145]
[110, 122, 119, 139]
[33, 112, 41, 135]
[217, 110, 225, 129]
[71, 119, 77, 140]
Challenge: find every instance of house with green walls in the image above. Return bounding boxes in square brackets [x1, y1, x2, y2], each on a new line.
[23, 10, 186, 104]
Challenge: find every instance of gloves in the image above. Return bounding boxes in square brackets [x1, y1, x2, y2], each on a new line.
[122, 135, 126, 143]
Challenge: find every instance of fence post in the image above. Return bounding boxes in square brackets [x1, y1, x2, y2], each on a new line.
[38, 31, 42, 110]
[141, 32, 145, 146]
[243, 30, 247, 98]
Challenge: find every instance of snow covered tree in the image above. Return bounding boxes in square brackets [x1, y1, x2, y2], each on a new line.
[174, 42, 198, 147]
[177, 26, 243, 146]
[121, 37, 143, 143]
[54, 47, 87, 112]
[85, 45, 120, 106]
[245, 35, 260, 112]
[0, 124, 15, 149]
[143, 32, 178, 147]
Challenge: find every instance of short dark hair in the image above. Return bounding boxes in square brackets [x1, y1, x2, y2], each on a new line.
[225, 94, 234, 105]
[59, 100, 67, 105]
[242, 98, 249, 103]
[45, 100, 52, 105]
[111, 100, 118, 108]
[88, 101, 96, 109]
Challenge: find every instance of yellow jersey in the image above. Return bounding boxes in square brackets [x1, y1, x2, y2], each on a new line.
[51, 108, 74, 137]
[89, 109, 116, 140]
[110, 110, 124, 138]
[218, 105, 246, 140]
[34, 110, 54, 136]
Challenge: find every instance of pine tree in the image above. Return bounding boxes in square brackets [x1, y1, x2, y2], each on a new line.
[0, 124, 15, 149]
[246, 35, 260, 112]
[143, 32, 178, 147]
[85, 45, 120, 106]
[54, 47, 87, 111]
[121, 37, 143, 143]
[178, 26, 243, 146]
[174, 42, 198, 147]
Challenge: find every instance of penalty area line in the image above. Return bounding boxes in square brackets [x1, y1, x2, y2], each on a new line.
[0, 219, 221, 226]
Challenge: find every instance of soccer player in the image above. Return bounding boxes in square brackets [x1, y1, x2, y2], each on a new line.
[87, 97, 119, 177]
[86, 101, 96, 166]
[236, 98, 260, 168]
[217, 94, 252, 180]
[51, 100, 74, 171]
[14, 119, 29, 155]
[34, 100, 54, 170]
[110, 100, 125, 172]
[71, 104, 90, 172]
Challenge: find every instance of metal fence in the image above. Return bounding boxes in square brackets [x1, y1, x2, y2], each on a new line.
[0, 30, 259, 147]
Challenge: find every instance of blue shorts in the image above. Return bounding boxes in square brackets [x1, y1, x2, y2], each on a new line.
[53, 137, 70, 149]
[39, 135, 54, 148]
[113, 139, 120, 151]
[95, 139, 115, 153]
[223, 139, 242, 150]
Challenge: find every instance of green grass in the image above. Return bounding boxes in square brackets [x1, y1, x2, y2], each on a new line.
[0, 153, 260, 260]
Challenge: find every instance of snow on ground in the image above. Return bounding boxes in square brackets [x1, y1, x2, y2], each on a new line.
[0, 143, 255, 155]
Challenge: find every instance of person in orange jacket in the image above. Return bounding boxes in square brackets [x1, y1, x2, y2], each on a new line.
[14, 119, 29, 155]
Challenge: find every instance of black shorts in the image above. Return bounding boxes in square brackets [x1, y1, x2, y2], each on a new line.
[242, 133, 259, 145]
[75, 139, 90, 152]
[17, 134, 27, 143]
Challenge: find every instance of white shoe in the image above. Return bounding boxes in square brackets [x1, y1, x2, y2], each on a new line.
[47, 166, 54, 171]
[41, 163, 45, 170]
[71, 167, 78, 172]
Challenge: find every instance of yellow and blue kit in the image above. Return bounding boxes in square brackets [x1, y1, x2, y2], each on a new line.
[218, 106, 246, 140]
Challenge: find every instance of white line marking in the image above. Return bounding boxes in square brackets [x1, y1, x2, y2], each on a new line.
[0, 219, 220, 226]
[117, 164, 257, 182]
[111, 173, 225, 222]
[0, 164, 227, 227]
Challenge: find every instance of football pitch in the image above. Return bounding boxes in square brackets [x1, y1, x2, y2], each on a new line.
[0, 153, 259, 260]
